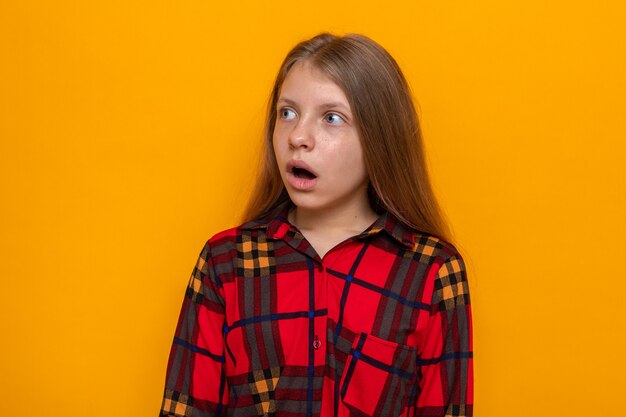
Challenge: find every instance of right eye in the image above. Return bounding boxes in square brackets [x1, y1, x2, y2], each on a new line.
[279, 108, 297, 120]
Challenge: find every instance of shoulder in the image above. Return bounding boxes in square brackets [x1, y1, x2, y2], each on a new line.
[193, 224, 260, 284]
[206, 226, 240, 248]
[409, 231, 464, 266]
[203, 203, 288, 254]
[410, 232, 470, 309]
[199, 225, 243, 254]
[200, 220, 272, 258]
[372, 209, 463, 267]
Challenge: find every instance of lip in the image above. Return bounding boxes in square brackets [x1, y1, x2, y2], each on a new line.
[286, 159, 318, 191]
[286, 160, 319, 178]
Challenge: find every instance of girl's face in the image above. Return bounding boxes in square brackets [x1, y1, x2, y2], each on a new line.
[273, 61, 370, 215]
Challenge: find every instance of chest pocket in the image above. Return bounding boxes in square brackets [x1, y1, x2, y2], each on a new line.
[340, 332, 418, 416]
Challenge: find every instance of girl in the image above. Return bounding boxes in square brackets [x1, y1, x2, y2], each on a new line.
[160, 33, 473, 417]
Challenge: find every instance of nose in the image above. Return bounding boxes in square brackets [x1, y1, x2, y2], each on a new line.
[288, 117, 315, 150]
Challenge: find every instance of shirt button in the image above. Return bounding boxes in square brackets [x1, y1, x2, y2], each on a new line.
[313, 335, 321, 350]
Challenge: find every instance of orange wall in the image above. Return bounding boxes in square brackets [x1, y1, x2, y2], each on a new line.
[1, 1, 625, 416]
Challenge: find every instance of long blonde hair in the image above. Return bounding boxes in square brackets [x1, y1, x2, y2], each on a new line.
[241, 33, 451, 242]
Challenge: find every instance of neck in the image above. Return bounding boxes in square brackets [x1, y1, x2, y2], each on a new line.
[288, 201, 379, 235]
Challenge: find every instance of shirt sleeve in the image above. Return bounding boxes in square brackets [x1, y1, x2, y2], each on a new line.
[415, 252, 474, 417]
[160, 241, 229, 417]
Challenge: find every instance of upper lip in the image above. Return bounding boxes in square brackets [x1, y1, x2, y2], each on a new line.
[287, 159, 318, 177]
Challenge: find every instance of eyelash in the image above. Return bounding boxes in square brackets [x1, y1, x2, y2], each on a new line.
[278, 108, 345, 125]
[324, 113, 344, 125]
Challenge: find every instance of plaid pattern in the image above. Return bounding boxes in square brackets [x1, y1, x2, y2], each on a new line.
[237, 233, 276, 278]
[162, 389, 193, 417]
[435, 256, 470, 311]
[249, 367, 281, 415]
[160, 201, 473, 417]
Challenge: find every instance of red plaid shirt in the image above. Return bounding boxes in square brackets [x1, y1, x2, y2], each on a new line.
[160, 202, 473, 417]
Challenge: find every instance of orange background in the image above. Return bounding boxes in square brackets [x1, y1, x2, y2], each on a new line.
[1, 1, 625, 416]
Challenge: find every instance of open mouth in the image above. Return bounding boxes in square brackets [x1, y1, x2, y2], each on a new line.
[292, 166, 317, 180]
[286, 161, 318, 190]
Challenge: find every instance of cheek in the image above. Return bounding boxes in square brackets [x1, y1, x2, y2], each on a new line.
[331, 146, 367, 182]
[271, 132, 284, 160]
[350, 156, 369, 182]
[338, 137, 366, 168]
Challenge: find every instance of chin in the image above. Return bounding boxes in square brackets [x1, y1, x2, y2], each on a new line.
[289, 193, 358, 214]
[285, 193, 327, 211]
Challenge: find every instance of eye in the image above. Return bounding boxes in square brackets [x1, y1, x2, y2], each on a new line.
[279, 108, 297, 120]
[324, 113, 344, 125]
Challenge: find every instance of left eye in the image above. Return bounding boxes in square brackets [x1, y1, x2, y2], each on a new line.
[324, 113, 344, 125]
[280, 108, 297, 120]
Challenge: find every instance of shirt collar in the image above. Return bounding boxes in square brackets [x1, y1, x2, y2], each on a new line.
[355, 210, 416, 248]
[240, 201, 416, 249]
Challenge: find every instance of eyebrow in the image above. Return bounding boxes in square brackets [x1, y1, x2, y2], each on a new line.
[277, 97, 352, 113]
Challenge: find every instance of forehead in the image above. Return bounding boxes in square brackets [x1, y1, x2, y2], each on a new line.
[278, 61, 350, 106]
